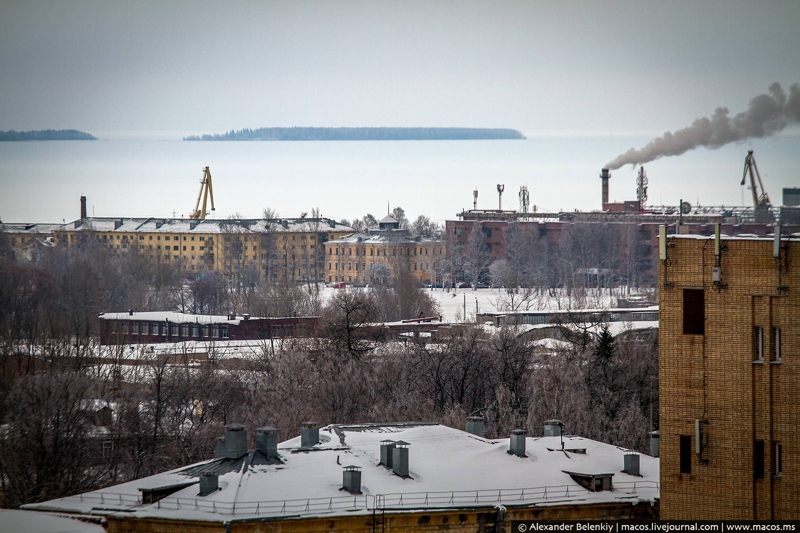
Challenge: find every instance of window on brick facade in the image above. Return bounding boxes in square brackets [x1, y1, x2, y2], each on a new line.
[682, 289, 704, 335]
[754, 440, 765, 479]
[680, 435, 692, 474]
[755, 326, 764, 361]
[773, 327, 781, 363]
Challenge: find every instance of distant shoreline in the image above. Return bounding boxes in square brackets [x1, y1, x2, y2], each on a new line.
[184, 127, 525, 141]
[0, 129, 97, 141]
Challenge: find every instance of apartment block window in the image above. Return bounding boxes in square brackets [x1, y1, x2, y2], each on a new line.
[774, 442, 782, 476]
[755, 326, 764, 361]
[181, 324, 189, 337]
[773, 327, 781, 362]
[141, 323, 149, 335]
[171, 324, 178, 336]
[131, 322, 139, 335]
[202, 325, 209, 338]
[682, 289, 705, 335]
[754, 440, 765, 479]
[221, 326, 229, 339]
[160, 323, 167, 336]
[680, 435, 692, 474]
[212, 325, 219, 338]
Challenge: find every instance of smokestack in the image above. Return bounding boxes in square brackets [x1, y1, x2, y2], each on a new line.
[80, 196, 87, 219]
[473, 189, 478, 210]
[600, 168, 610, 206]
[605, 82, 800, 170]
[497, 184, 504, 210]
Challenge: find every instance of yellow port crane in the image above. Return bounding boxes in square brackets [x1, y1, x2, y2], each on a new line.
[189, 166, 215, 219]
[740, 151, 771, 207]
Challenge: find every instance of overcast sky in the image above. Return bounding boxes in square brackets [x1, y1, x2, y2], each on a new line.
[2, 0, 799, 138]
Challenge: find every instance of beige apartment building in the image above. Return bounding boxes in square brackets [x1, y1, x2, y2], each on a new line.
[50, 217, 353, 282]
[324, 215, 444, 285]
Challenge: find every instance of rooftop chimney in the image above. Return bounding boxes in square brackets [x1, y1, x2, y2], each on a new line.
[380, 440, 396, 467]
[623, 452, 641, 476]
[300, 421, 319, 448]
[509, 429, 527, 457]
[466, 416, 485, 438]
[199, 473, 219, 496]
[342, 465, 362, 493]
[255, 426, 279, 459]
[600, 168, 610, 207]
[392, 441, 410, 477]
[215, 424, 248, 459]
[80, 196, 87, 219]
[543, 419, 563, 437]
[650, 430, 660, 458]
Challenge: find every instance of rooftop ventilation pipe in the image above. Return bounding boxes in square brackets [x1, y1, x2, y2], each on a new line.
[342, 465, 362, 493]
[392, 441, 410, 477]
[380, 440, 396, 467]
[199, 473, 219, 496]
[623, 452, 641, 476]
[255, 426, 279, 459]
[509, 429, 527, 457]
[466, 416, 485, 438]
[300, 421, 319, 448]
[215, 424, 248, 459]
[650, 430, 660, 458]
[543, 419, 563, 437]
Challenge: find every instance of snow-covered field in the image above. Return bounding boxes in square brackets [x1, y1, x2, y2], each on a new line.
[319, 285, 653, 323]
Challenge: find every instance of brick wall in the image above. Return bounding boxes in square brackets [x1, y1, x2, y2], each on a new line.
[659, 235, 799, 519]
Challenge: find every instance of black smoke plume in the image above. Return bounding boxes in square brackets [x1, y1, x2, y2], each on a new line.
[606, 82, 800, 170]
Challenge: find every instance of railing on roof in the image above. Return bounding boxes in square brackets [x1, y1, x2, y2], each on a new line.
[70, 481, 658, 517]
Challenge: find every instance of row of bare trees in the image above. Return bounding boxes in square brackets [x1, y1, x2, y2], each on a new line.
[444, 221, 654, 293]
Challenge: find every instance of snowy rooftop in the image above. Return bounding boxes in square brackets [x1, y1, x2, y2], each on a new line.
[98, 311, 270, 325]
[58, 217, 354, 234]
[25, 423, 659, 522]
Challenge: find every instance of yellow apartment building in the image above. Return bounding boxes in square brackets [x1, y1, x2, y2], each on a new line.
[50, 217, 353, 282]
[325, 215, 444, 285]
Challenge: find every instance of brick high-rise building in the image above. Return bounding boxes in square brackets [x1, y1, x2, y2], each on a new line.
[659, 229, 799, 519]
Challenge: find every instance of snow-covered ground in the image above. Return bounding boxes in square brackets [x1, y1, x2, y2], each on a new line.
[320, 285, 653, 323]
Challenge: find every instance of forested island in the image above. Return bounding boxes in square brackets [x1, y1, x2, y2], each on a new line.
[0, 129, 97, 141]
[184, 127, 525, 141]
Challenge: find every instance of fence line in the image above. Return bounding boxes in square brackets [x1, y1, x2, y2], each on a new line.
[66, 481, 659, 518]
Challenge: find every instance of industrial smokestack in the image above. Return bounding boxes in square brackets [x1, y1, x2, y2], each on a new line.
[80, 196, 87, 219]
[606, 82, 800, 170]
[497, 184, 504, 210]
[600, 168, 610, 206]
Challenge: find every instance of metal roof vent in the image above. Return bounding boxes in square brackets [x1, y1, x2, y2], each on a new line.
[199, 473, 219, 496]
[543, 419, 563, 437]
[300, 421, 319, 448]
[255, 426, 279, 459]
[623, 452, 641, 476]
[215, 424, 248, 459]
[380, 440, 396, 467]
[650, 430, 660, 458]
[509, 429, 527, 457]
[392, 441, 410, 477]
[466, 416, 485, 437]
[342, 465, 362, 494]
